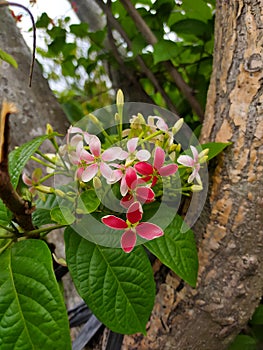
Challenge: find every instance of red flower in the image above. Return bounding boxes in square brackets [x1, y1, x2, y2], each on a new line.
[135, 147, 178, 186]
[101, 202, 163, 253]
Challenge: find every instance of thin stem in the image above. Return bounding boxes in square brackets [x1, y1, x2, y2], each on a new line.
[0, 223, 15, 234]
[25, 224, 67, 238]
[30, 155, 56, 169]
[0, 1, 36, 87]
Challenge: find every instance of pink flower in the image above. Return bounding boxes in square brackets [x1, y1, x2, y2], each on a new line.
[177, 146, 206, 185]
[74, 135, 126, 182]
[101, 201, 163, 253]
[135, 147, 178, 186]
[120, 167, 155, 208]
[122, 137, 151, 163]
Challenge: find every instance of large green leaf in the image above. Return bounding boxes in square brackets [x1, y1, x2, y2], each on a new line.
[145, 215, 198, 287]
[228, 335, 257, 350]
[8, 134, 53, 189]
[0, 199, 11, 227]
[65, 227, 155, 334]
[0, 239, 71, 350]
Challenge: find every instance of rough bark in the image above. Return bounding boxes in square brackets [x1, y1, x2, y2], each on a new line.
[123, 1, 263, 349]
[0, 7, 68, 150]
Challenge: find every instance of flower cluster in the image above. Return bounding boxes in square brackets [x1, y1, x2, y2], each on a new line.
[22, 92, 208, 253]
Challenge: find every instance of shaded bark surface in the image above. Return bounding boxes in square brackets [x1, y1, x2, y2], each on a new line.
[123, 1, 263, 349]
[0, 8, 68, 150]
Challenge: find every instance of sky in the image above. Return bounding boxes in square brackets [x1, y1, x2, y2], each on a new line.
[11, 0, 79, 44]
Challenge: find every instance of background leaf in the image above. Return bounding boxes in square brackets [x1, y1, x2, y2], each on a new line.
[145, 215, 198, 287]
[0, 49, 18, 68]
[65, 227, 155, 334]
[202, 142, 232, 160]
[0, 239, 71, 350]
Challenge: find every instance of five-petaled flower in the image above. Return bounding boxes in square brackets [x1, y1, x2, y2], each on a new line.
[135, 146, 178, 186]
[72, 135, 125, 182]
[120, 167, 155, 208]
[101, 201, 163, 253]
[177, 146, 208, 185]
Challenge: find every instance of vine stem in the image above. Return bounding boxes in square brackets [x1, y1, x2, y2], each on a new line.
[0, 1, 36, 87]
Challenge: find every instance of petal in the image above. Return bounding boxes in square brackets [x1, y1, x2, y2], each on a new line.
[127, 201, 143, 224]
[76, 167, 84, 180]
[81, 164, 98, 182]
[120, 194, 135, 208]
[136, 222, 164, 240]
[153, 147, 165, 170]
[89, 135, 101, 157]
[107, 169, 123, 185]
[102, 147, 125, 161]
[159, 164, 178, 176]
[127, 137, 138, 153]
[68, 126, 83, 134]
[80, 148, 94, 163]
[83, 132, 91, 144]
[177, 154, 194, 167]
[136, 187, 155, 204]
[70, 134, 83, 147]
[121, 229, 137, 253]
[125, 167, 138, 189]
[102, 215, 127, 229]
[120, 176, 128, 196]
[100, 162, 114, 181]
[135, 162, 153, 176]
[22, 173, 32, 186]
[156, 117, 168, 131]
[190, 145, 199, 162]
[136, 149, 151, 161]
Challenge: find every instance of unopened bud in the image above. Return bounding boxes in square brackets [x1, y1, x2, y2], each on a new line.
[46, 123, 54, 135]
[93, 176, 102, 190]
[35, 185, 54, 194]
[116, 89, 124, 106]
[176, 144, 181, 153]
[115, 113, 120, 123]
[89, 113, 101, 125]
[54, 189, 66, 198]
[199, 148, 209, 163]
[172, 118, 184, 135]
[191, 184, 203, 192]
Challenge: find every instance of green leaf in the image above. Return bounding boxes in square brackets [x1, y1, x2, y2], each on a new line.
[251, 305, 263, 325]
[153, 40, 178, 64]
[65, 227, 155, 334]
[0, 49, 18, 68]
[181, 0, 213, 22]
[0, 239, 71, 350]
[51, 206, 75, 225]
[36, 12, 51, 28]
[145, 215, 198, 287]
[228, 335, 257, 350]
[201, 142, 231, 161]
[32, 194, 58, 227]
[0, 199, 11, 227]
[8, 134, 53, 189]
[171, 19, 208, 37]
[76, 189, 100, 214]
[70, 23, 89, 38]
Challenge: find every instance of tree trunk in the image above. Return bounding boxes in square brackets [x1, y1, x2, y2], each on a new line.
[123, 1, 263, 349]
[0, 7, 68, 150]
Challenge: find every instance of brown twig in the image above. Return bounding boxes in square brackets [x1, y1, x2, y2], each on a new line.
[0, 1, 36, 87]
[119, 0, 204, 121]
[0, 102, 35, 232]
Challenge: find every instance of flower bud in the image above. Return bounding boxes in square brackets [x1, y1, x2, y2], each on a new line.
[191, 184, 203, 192]
[93, 176, 102, 190]
[116, 89, 124, 106]
[172, 118, 184, 135]
[46, 123, 54, 135]
[54, 189, 66, 198]
[35, 185, 54, 194]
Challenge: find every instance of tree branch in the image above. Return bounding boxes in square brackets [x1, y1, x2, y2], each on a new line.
[0, 102, 35, 232]
[94, 0, 178, 114]
[119, 0, 204, 120]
